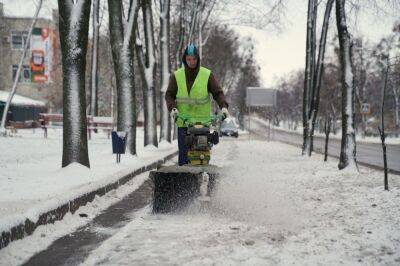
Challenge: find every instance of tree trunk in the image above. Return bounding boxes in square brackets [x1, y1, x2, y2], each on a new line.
[302, 0, 315, 155]
[392, 86, 399, 131]
[336, 0, 357, 170]
[308, 0, 334, 156]
[198, 0, 203, 58]
[159, 0, 171, 142]
[175, 0, 185, 68]
[356, 41, 368, 137]
[137, 0, 158, 147]
[187, 1, 201, 44]
[199, 0, 216, 57]
[0, 0, 43, 135]
[378, 56, 389, 190]
[324, 119, 331, 161]
[309, 0, 317, 109]
[58, 0, 92, 168]
[108, 0, 140, 155]
[89, 0, 100, 117]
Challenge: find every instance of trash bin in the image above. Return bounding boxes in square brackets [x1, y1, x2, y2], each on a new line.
[111, 131, 128, 163]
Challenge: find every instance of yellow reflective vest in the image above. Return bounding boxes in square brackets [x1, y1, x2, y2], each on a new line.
[175, 66, 212, 127]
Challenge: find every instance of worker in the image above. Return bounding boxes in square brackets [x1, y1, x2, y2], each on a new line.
[165, 43, 229, 165]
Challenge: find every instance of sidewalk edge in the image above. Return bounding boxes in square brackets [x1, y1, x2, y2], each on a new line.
[0, 151, 178, 250]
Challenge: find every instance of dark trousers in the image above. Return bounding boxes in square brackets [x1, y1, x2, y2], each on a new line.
[178, 127, 189, 166]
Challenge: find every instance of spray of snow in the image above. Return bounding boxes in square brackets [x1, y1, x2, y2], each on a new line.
[210, 141, 306, 230]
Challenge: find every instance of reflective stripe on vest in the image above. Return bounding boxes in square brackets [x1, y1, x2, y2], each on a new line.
[175, 97, 210, 105]
[175, 66, 211, 127]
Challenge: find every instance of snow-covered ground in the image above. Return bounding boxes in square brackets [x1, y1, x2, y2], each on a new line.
[0, 128, 177, 233]
[0, 171, 153, 265]
[75, 137, 399, 265]
[251, 116, 400, 145]
[1, 131, 399, 265]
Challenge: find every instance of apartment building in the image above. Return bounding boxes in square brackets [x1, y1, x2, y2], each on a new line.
[0, 3, 61, 110]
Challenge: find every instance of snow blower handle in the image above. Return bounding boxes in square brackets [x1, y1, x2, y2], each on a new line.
[175, 114, 224, 127]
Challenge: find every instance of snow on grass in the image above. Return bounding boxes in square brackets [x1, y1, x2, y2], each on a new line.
[0, 128, 177, 232]
[251, 116, 400, 145]
[0, 171, 151, 265]
[80, 137, 400, 265]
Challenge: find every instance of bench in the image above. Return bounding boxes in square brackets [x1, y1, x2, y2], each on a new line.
[39, 113, 114, 139]
[88, 116, 114, 139]
[6, 120, 39, 133]
[39, 113, 64, 138]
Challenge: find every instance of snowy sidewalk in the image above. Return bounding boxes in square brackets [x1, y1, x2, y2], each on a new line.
[76, 138, 400, 265]
[0, 128, 178, 249]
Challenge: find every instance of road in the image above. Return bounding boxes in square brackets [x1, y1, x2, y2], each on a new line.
[249, 118, 400, 173]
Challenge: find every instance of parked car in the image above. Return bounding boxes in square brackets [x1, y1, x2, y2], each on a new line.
[220, 118, 239, 138]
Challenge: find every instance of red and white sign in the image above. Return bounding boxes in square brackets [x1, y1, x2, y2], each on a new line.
[30, 27, 53, 83]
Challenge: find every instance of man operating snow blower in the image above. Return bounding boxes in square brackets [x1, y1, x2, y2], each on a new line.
[152, 44, 229, 213]
[165, 43, 230, 166]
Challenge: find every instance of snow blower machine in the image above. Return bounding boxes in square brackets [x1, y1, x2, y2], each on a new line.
[151, 113, 225, 213]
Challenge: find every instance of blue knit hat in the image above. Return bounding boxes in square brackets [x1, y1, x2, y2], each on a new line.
[187, 44, 196, 56]
[182, 43, 200, 68]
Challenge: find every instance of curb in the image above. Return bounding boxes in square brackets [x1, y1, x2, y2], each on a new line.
[0, 151, 178, 250]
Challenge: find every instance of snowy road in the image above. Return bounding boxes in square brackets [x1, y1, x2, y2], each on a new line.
[250, 118, 400, 173]
[2, 134, 400, 265]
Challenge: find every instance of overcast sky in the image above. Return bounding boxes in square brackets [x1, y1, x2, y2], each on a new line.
[235, 0, 399, 87]
[1, 0, 398, 87]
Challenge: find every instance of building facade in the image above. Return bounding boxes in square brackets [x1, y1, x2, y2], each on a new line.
[0, 3, 61, 111]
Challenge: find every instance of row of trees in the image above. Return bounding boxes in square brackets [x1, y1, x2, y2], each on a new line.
[59, 0, 177, 167]
[301, 0, 357, 169]
[263, 0, 399, 171]
[58, 0, 264, 168]
[272, 30, 399, 134]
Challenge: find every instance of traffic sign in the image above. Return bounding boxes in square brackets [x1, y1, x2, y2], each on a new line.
[360, 103, 370, 115]
[246, 87, 277, 107]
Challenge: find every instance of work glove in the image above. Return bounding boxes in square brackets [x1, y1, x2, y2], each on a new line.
[170, 108, 179, 120]
[221, 107, 229, 119]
